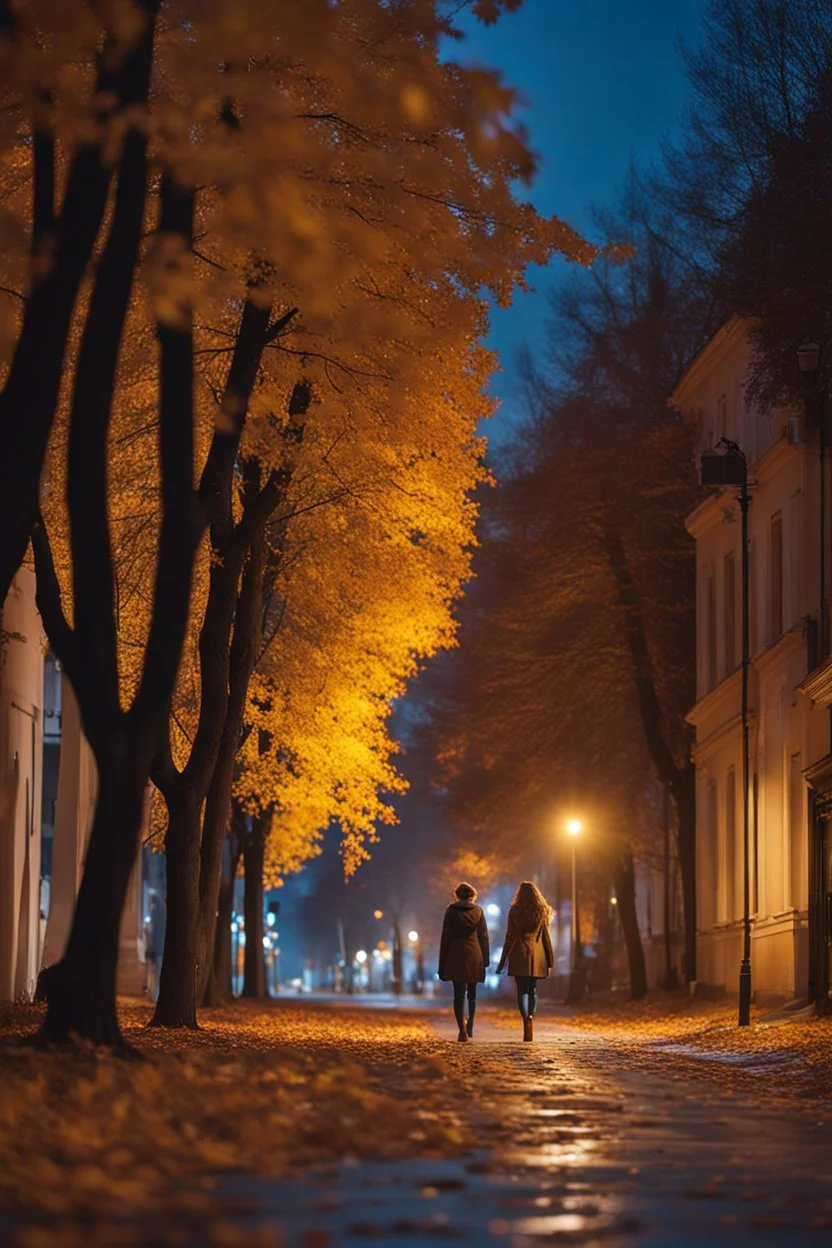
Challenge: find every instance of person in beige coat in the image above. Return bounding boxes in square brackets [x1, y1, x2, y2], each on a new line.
[496, 881, 554, 1042]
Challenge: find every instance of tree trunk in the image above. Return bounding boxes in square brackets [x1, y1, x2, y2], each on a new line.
[612, 846, 648, 1000]
[0, 2, 159, 606]
[203, 836, 238, 1007]
[38, 753, 146, 1046]
[152, 799, 201, 1028]
[603, 512, 696, 985]
[196, 526, 266, 1000]
[241, 825, 266, 998]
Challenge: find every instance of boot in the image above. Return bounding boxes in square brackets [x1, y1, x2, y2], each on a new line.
[523, 1016, 533, 1042]
[466, 1001, 476, 1038]
[454, 998, 467, 1041]
[457, 1028, 468, 1042]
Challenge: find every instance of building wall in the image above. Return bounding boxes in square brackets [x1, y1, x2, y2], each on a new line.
[682, 320, 817, 1003]
[0, 570, 46, 1001]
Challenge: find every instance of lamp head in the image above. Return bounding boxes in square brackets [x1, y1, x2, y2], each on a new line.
[798, 340, 821, 374]
[566, 818, 583, 837]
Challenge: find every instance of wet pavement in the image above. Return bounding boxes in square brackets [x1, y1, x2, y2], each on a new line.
[221, 1008, 832, 1247]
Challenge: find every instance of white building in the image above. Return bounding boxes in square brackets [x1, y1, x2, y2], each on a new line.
[677, 317, 830, 1005]
[1, 572, 148, 1002]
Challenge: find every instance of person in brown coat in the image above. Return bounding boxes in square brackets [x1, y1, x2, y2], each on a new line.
[496, 881, 554, 1042]
[437, 882, 490, 1041]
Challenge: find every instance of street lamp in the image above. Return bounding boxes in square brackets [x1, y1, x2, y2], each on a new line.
[565, 818, 583, 1004]
[701, 438, 752, 1026]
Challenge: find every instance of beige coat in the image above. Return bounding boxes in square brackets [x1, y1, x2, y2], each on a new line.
[496, 916, 554, 978]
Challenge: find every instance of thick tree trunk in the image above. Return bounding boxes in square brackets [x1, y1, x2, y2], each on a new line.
[241, 827, 266, 999]
[38, 753, 146, 1046]
[152, 800, 201, 1028]
[203, 837, 238, 1007]
[0, 2, 159, 606]
[612, 846, 648, 1000]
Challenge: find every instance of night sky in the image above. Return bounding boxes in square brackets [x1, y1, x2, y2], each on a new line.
[457, 0, 708, 436]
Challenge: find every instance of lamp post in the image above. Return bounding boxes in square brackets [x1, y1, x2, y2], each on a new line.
[565, 818, 584, 1004]
[701, 439, 752, 1026]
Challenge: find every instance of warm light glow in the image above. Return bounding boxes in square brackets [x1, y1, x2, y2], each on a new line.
[355, 949, 368, 963]
[373, 909, 384, 920]
[408, 929, 419, 943]
[566, 818, 583, 837]
[611, 896, 618, 906]
[486, 903, 500, 917]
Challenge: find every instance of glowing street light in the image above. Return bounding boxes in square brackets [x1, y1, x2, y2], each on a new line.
[373, 909, 384, 920]
[564, 817, 584, 1004]
[408, 930, 419, 943]
[355, 949, 368, 964]
[486, 902, 500, 918]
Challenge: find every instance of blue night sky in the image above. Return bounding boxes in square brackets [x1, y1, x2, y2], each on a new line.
[455, 0, 709, 436]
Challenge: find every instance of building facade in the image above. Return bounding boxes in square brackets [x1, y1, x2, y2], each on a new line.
[1, 572, 148, 1001]
[678, 318, 830, 1004]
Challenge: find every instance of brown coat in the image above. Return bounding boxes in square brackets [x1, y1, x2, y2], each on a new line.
[496, 915, 554, 978]
[438, 902, 490, 983]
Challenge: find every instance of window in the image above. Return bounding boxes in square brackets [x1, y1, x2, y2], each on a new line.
[723, 551, 736, 674]
[769, 512, 783, 642]
[724, 768, 736, 922]
[705, 780, 718, 929]
[789, 753, 805, 912]
[706, 576, 717, 689]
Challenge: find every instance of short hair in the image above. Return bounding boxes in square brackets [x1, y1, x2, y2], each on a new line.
[454, 881, 477, 901]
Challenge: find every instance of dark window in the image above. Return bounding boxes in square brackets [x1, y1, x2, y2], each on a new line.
[724, 768, 736, 922]
[706, 577, 717, 689]
[724, 551, 736, 674]
[769, 512, 783, 641]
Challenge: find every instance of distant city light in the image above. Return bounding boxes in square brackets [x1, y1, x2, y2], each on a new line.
[262, 936, 270, 948]
[231, 922, 238, 933]
[267, 912, 276, 927]
[355, 949, 368, 963]
[486, 903, 500, 917]
[373, 909, 384, 919]
[611, 896, 618, 906]
[408, 930, 419, 943]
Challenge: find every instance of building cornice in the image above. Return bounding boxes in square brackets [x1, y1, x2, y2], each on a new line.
[687, 668, 743, 728]
[753, 627, 805, 675]
[688, 629, 804, 730]
[798, 655, 832, 706]
[754, 434, 797, 484]
[691, 710, 749, 764]
[684, 491, 733, 539]
[669, 316, 749, 410]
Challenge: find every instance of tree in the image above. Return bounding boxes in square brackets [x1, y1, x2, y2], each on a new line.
[430, 185, 711, 995]
[5, 0, 595, 1043]
[141, 0, 599, 1029]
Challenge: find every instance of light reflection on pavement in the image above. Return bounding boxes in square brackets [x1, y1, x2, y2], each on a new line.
[222, 1008, 832, 1247]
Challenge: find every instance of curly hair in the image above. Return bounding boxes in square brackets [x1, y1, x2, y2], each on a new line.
[453, 881, 477, 902]
[508, 881, 552, 934]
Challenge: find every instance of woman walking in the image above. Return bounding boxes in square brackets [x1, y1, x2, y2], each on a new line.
[438, 882, 490, 1041]
[496, 881, 554, 1042]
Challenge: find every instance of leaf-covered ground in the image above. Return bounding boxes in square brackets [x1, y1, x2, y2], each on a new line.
[0, 1000, 470, 1245]
[3, 995, 832, 1246]
[494, 991, 832, 1110]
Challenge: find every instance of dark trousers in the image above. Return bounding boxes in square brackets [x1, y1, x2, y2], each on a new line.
[515, 975, 538, 1019]
[452, 981, 477, 1030]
